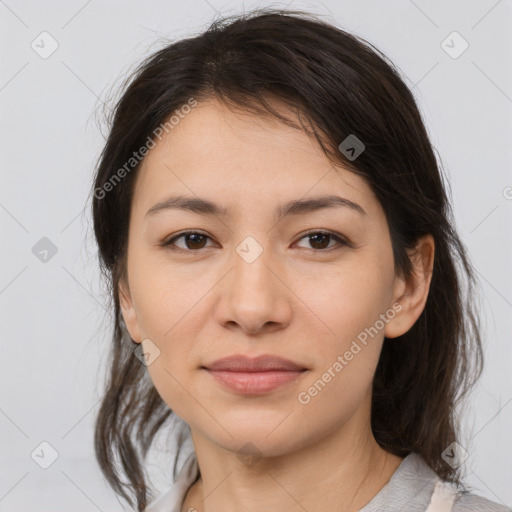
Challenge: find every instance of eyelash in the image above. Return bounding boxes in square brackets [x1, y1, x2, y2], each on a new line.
[161, 230, 350, 253]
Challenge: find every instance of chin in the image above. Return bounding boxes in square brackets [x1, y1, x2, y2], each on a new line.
[194, 413, 311, 459]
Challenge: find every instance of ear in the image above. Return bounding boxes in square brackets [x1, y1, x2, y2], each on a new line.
[119, 278, 143, 343]
[385, 234, 435, 339]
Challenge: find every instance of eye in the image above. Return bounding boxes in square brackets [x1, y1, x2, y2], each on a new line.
[295, 231, 348, 251]
[161, 230, 349, 253]
[161, 231, 215, 252]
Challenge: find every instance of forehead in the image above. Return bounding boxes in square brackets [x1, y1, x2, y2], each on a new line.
[143, 97, 327, 166]
[131, 98, 379, 220]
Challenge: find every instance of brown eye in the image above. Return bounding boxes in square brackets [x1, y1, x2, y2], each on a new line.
[296, 231, 347, 251]
[162, 231, 213, 252]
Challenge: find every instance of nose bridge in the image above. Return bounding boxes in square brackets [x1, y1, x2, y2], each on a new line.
[231, 234, 276, 299]
[215, 233, 291, 333]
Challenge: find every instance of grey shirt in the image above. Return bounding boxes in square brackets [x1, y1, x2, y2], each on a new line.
[359, 452, 510, 512]
[146, 450, 510, 512]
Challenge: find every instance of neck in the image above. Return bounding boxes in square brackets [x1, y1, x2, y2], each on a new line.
[182, 414, 404, 512]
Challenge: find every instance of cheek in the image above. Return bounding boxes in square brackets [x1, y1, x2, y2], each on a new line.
[293, 261, 391, 401]
[291, 271, 388, 426]
[129, 254, 208, 340]
[128, 259, 213, 411]
[300, 261, 392, 347]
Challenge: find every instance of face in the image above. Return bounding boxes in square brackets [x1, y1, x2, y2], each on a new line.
[119, 97, 429, 457]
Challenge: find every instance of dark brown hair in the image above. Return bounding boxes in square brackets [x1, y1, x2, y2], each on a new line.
[91, 8, 484, 511]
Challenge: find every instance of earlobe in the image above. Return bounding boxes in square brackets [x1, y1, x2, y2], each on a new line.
[118, 279, 142, 343]
[385, 234, 435, 339]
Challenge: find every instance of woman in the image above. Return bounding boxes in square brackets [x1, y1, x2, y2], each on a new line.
[91, 9, 509, 512]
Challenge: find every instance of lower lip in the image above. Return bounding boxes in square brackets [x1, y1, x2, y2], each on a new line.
[205, 369, 306, 395]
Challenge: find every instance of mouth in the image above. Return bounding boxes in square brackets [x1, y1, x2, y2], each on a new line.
[201, 354, 308, 395]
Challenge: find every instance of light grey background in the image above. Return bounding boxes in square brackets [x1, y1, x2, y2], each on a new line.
[1, 0, 511, 510]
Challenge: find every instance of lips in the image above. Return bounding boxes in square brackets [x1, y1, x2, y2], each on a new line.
[202, 355, 308, 395]
[203, 354, 307, 372]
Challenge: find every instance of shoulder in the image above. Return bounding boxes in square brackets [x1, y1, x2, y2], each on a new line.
[376, 452, 510, 512]
[453, 490, 511, 511]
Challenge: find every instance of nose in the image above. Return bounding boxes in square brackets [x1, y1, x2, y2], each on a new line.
[214, 242, 292, 336]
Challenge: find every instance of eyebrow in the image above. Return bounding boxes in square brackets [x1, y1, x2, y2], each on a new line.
[145, 194, 367, 220]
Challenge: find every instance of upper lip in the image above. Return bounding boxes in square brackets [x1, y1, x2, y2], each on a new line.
[203, 354, 307, 372]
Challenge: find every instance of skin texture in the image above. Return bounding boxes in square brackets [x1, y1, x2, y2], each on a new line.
[119, 98, 435, 512]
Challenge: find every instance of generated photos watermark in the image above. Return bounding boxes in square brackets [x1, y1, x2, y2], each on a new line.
[297, 301, 403, 405]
